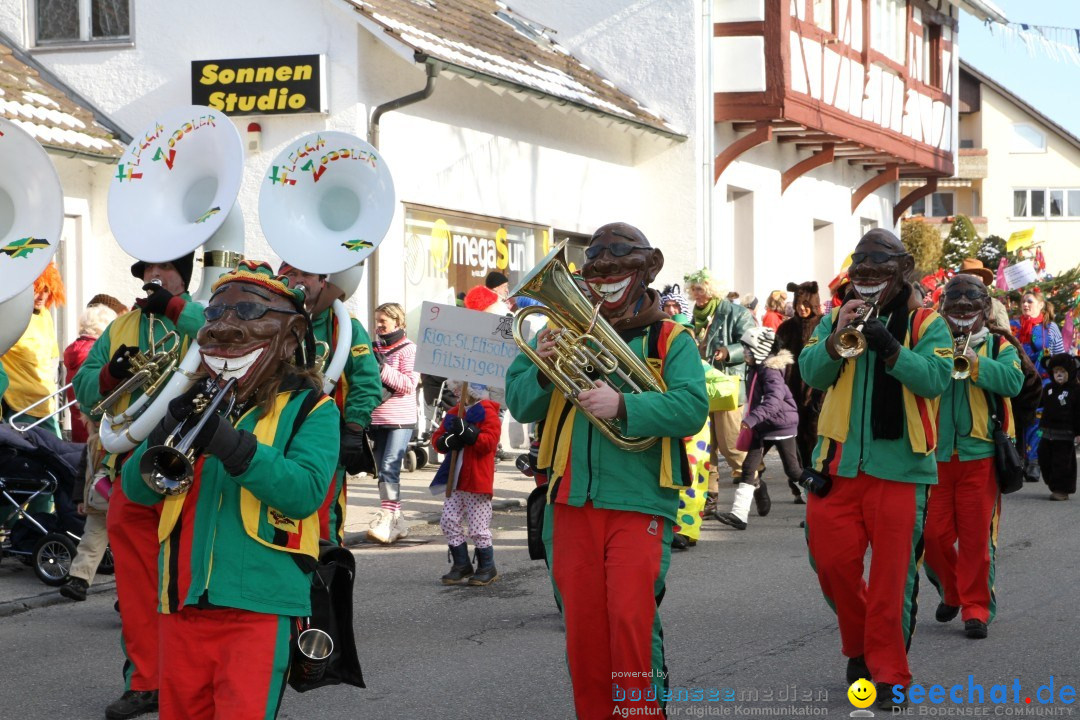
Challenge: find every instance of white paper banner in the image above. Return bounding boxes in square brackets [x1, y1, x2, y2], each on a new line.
[414, 302, 519, 388]
[1003, 259, 1037, 290]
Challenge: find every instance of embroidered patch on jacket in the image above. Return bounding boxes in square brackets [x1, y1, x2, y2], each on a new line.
[934, 347, 953, 358]
[268, 508, 298, 531]
[805, 336, 820, 346]
[351, 344, 371, 357]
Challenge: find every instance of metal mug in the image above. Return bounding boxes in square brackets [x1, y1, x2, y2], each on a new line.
[292, 628, 334, 684]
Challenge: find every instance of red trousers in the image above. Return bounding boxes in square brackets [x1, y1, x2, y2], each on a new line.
[924, 457, 1000, 624]
[159, 607, 292, 720]
[551, 502, 670, 720]
[806, 473, 927, 687]
[106, 480, 161, 691]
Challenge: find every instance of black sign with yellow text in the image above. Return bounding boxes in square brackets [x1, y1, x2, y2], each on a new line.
[191, 54, 326, 116]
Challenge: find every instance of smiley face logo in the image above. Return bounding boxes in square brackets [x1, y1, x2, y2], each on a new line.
[847, 678, 876, 709]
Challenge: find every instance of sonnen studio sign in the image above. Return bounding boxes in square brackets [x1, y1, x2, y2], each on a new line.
[191, 54, 326, 116]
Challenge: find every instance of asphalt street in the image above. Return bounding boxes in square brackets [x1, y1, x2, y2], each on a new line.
[0, 464, 1076, 720]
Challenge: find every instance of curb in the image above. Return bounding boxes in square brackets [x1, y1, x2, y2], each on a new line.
[0, 579, 116, 619]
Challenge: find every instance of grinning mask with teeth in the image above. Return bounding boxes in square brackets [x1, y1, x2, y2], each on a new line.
[197, 281, 307, 403]
[581, 222, 664, 325]
[847, 229, 914, 308]
[940, 274, 990, 337]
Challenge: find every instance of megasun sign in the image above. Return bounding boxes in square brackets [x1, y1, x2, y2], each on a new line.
[191, 54, 326, 116]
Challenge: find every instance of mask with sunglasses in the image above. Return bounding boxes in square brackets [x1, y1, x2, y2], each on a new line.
[850, 250, 909, 265]
[204, 302, 301, 322]
[583, 241, 641, 260]
[942, 288, 988, 301]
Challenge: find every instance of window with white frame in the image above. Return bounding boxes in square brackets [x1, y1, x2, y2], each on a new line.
[910, 191, 954, 218]
[1010, 124, 1046, 154]
[871, 0, 906, 64]
[34, 0, 130, 46]
[1013, 188, 1080, 218]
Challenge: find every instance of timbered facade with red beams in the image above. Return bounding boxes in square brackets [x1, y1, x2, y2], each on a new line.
[713, 0, 959, 221]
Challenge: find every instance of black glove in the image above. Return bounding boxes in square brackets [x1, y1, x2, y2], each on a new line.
[166, 383, 206, 425]
[194, 414, 257, 476]
[340, 426, 372, 475]
[136, 283, 177, 316]
[860, 318, 901, 358]
[436, 417, 479, 453]
[107, 344, 139, 381]
[798, 468, 832, 499]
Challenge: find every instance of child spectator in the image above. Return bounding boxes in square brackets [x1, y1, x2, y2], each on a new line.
[1037, 354, 1079, 501]
[715, 327, 803, 530]
[432, 383, 503, 585]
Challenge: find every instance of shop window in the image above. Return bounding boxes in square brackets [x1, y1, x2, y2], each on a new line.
[35, 0, 131, 45]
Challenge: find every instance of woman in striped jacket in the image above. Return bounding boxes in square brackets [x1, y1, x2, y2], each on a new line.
[367, 302, 420, 544]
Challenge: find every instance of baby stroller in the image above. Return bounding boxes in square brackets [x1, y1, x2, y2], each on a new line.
[0, 423, 108, 586]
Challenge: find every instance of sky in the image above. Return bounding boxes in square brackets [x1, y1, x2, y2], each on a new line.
[960, 0, 1080, 138]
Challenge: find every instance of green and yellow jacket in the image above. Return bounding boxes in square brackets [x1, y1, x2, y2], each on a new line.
[312, 308, 381, 428]
[936, 334, 1023, 462]
[72, 296, 204, 422]
[121, 383, 339, 617]
[799, 308, 952, 484]
[505, 320, 709, 522]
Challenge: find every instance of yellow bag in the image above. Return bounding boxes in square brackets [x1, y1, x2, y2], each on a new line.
[703, 362, 739, 412]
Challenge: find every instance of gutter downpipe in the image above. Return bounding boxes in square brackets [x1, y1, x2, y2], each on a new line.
[366, 56, 440, 326]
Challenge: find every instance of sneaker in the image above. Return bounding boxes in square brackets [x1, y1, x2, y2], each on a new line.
[875, 683, 906, 711]
[105, 690, 158, 720]
[846, 655, 872, 684]
[753, 481, 771, 517]
[1049, 492, 1069, 501]
[935, 602, 960, 623]
[389, 510, 409, 542]
[59, 577, 88, 602]
[366, 510, 395, 544]
[714, 512, 747, 530]
[964, 619, 988, 639]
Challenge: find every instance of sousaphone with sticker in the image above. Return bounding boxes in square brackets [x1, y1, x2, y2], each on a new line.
[100, 105, 246, 453]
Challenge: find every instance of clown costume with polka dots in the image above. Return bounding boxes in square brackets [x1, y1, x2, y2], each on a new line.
[430, 383, 504, 586]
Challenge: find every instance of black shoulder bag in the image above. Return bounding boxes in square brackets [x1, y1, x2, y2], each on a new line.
[982, 340, 1024, 494]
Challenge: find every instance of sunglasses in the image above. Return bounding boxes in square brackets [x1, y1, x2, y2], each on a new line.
[943, 288, 989, 301]
[584, 242, 641, 260]
[204, 302, 300, 322]
[850, 251, 908, 265]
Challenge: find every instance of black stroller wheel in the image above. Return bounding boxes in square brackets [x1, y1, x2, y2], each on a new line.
[97, 546, 115, 576]
[32, 532, 77, 586]
[414, 445, 430, 470]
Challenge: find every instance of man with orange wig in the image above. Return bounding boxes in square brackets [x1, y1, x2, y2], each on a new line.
[1, 262, 67, 436]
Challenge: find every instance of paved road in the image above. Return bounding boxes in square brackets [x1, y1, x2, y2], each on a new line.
[0, 466, 1077, 719]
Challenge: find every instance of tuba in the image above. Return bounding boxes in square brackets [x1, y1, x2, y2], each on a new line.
[99, 106, 246, 453]
[510, 241, 663, 452]
[259, 132, 395, 393]
[0, 118, 63, 356]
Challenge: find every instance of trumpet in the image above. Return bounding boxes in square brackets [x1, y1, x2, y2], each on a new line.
[952, 333, 972, 380]
[91, 311, 180, 417]
[834, 302, 878, 358]
[139, 377, 238, 496]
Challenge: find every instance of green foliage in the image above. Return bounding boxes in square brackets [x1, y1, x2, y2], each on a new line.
[901, 219, 944, 277]
[941, 215, 981, 271]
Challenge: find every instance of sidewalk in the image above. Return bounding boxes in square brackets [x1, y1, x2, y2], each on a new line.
[0, 454, 538, 616]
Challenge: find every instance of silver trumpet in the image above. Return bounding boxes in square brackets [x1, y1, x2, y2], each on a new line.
[952, 333, 973, 380]
[139, 377, 238, 496]
[834, 301, 879, 359]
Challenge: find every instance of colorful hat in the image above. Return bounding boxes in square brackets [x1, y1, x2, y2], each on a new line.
[211, 260, 306, 311]
[465, 284, 501, 312]
[683, 268, 713, 287]
[660, 284, 691, 316]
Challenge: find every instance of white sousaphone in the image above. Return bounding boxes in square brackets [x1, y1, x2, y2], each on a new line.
[100, 105, 246, 453]
[0, 118, 63, 356]
[259, 131, 395, 393]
